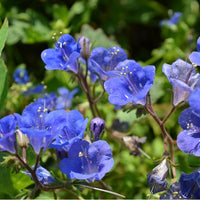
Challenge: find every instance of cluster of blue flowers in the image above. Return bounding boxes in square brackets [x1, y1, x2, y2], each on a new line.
[41, 34, 156, 107]
[2, 22, 200, 197]
[0, 100, 113, 183]
[41, 33, 200, 197]
[146, 36, 200, 198]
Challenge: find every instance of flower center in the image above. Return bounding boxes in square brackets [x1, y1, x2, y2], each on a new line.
[120, 66, 139, 94]
[56, 41, 69, 62]
[36, 106, 48, 130]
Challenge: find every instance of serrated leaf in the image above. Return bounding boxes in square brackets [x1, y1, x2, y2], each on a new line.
[0, 18, 8, 53]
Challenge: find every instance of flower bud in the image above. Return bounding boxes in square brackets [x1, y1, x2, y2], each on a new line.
[16, 129, 28, 148]
[147, 159, 169, 194]
[90, 117, 105, 141]
[79, 36, 90, 60]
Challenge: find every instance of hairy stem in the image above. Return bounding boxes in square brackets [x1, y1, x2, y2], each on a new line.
[15, 153, 70, 191]
[145, 95, 177, 177]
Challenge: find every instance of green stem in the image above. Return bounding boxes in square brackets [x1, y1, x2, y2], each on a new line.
[53, 190, 57, 200]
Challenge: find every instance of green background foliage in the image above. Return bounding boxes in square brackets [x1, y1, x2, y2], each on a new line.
[0, 0, 200, 199]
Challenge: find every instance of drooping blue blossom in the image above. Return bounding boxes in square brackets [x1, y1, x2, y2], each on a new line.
[60, 140, 114, 182]
[147, 159, 168, 194]
[162, 59, 200, 106]
[56, 87, 78, 110]
[13, 68, 29, 84]
[41, 34, 81, 74]
[50, 110, 88, 151]
[24, 165, 56, 185]
[104, 60, 155, 106]
[177, 89, 200, 156]
[189, 37, 200, 66]
[90, 117, 105, 141]
[15, 102, 67, 154]
[36, 92, 57, 111]
[0, 115, 17, 154]
[89, 46, 127, 81]
[159, 12, 182, 27]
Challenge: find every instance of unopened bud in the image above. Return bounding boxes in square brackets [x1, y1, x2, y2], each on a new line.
[147, 159, 169, 194]
[79, 36, 90, 60]
[16, 129, 28, 148]
[90, 117, 105, 141]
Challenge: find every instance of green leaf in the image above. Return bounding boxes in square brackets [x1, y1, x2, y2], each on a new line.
[0, 155, 17, 198]
[0, 18, 8, 53]
[11, 172, 33, 191]
[0, 59, 8, 111]
[0, 19, 8, 111]
[77, 24, 120, 48]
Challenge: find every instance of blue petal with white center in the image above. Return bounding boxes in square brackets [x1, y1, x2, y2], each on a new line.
[41, 34, 81, 74]
[15, 102, 68, 154]
[60, 140, 114, 182]
[177, 107, 200, 156]
[104, 60, 155, 106]
[50, 110, 88, 150]
[89, 46, 127, 81]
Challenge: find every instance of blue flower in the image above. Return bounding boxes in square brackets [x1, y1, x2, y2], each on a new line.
[23, 84, 45, 96]
[15, 102, 67, 154]
[13, 68, 29, 84]
[177, 89, 200, 156]
[147, 159, 168, 194]
[50, 110, 88, 151]
[24, 165, 56, 185]
[0, 115, 17, 154]
[90, 117, 105, 141]
[189, 88, 200, 113]
[41, 34, 81, 74]
[56, 87, 78, 110]
[89, 46, 127, 81]
[36, 93, 57, 111]
[159, 12, 182, 27]
[161, 168, 200, 199]
[160, 182, 184, 199]
[60, 140, 114, 182]
[189, 37, 200, 66]
[162, 59, 200, 106]
[104, 60, 155, 106]
[179, 168, 200, 199]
